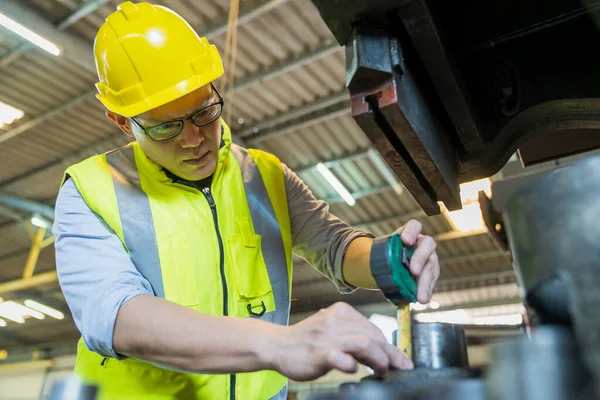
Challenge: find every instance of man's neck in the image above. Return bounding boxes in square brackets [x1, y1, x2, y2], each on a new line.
[164, 169, 213, 190]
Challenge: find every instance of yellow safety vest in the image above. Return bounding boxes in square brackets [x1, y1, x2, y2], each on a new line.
[62, 121, 293, 400]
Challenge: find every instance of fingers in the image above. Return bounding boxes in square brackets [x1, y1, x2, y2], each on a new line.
[410, 234, 436, 277]
[417, 252, 439, 303]
[327, 350, 359, 374]
[399, 220, 422, 247]
[342, 335, 391, 375]
[381, 339, 414, 370]
[427, 253, 440, 299]
[328, 301, 365, 321]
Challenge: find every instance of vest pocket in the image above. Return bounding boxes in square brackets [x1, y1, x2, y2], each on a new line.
[226, 228, 275, 314]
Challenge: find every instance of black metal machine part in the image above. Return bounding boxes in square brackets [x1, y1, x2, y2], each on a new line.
[310, 0, 600, 215]
[307, 325, 595, 400]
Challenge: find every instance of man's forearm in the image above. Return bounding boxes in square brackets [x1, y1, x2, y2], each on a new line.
[342, 236, 378, 289]
[112, 294, 284, 373]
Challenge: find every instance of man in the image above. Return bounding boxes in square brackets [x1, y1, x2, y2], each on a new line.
[53, 2, 440, 399]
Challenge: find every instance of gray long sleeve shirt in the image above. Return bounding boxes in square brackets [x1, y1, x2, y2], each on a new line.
[53, 161, 373, 359]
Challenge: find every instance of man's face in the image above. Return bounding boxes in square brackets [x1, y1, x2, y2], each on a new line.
[110, 84, 222, 181]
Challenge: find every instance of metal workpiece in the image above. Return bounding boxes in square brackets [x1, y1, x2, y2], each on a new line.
[361, 323, 472, 395]
[486, 326, 594, 400]
[48, 375, 98, 400]
[412, 323, 469, 369]
[502, 154, 600, 293]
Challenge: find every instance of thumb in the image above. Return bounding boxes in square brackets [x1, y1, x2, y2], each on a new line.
[327, 350, 359, 374]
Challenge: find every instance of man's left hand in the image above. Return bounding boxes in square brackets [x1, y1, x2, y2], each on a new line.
[395, 219, 440, 304]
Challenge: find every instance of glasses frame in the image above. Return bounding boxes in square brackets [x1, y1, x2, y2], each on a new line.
[129, 83, 224, 142]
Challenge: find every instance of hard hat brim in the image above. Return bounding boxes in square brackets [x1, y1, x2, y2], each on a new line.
[97, 68, 223, 118]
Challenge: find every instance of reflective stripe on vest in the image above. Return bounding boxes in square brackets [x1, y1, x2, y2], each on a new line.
[106, 147, 165, 298]
[231, 145, 290, 326]
[269, 385, 288, 400]
[105, 144, 289, 326]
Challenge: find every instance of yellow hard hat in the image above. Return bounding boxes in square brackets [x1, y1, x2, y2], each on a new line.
[93, 1, 224, 117]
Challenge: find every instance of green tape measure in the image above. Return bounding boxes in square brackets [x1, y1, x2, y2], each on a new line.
[370, 233, 417, 305]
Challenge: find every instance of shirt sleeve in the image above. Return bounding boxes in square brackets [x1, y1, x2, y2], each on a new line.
[53, 178, 154, 359]
[283, 164, 375, 294]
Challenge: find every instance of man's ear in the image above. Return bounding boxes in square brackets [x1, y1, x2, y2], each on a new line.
[106, 110, 135, 138]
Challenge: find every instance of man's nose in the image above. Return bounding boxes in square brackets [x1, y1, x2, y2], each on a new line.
[178, 122, 204, 148]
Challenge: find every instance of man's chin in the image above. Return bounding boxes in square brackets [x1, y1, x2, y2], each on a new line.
[179, 160, 216, 181]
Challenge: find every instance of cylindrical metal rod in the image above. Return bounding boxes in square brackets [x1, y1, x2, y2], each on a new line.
[412, 322, 469, 369]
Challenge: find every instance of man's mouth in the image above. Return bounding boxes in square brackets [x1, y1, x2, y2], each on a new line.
[184, 152, 210, 165]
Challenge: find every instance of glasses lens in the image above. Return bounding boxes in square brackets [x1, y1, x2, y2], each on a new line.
[148, 121, 183, 140]
[192, 103, 223, 126]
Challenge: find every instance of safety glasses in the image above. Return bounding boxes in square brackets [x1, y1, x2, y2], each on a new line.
[130, 84, 224, 141]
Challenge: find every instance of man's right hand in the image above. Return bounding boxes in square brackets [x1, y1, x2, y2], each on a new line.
[270, 302, 413, 382]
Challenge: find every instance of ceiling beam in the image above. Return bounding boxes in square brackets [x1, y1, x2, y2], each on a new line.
[0, 330, 35, 347]
[1, 0, 96, 71]
[0, 89, 95, 145]
[0, 271, 58, 296]
[203, 0, 291, 39]
[56, 0, 112, 30]
[247, 100, 350, 144]
[0, 194, 54, 220]
[234, 41, 340, 93]
[0, 42, 30, 68]
[0, 204, 24, 221]
[0, 0, 112, 68]
[239, 90, 348, 139]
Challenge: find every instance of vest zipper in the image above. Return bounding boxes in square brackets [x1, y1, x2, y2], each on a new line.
[201, 186, 236, 400]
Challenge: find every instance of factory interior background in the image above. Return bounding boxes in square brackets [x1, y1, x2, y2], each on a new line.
[0, 0, 592, 398]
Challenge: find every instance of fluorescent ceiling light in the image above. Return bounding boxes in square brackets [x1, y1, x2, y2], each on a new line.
[0, 306, 24, 323]
[0, 13, 61, 56]
[316, 163, 355, 206]
[30, 214, 50, 229]
[0, 301, 44, 321]
[25, 300, 64, 320]
[0, 101, 24, 128]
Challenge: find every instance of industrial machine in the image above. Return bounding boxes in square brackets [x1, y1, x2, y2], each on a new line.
[305, 0, 600, 398]
[309, 0, 600, 215]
